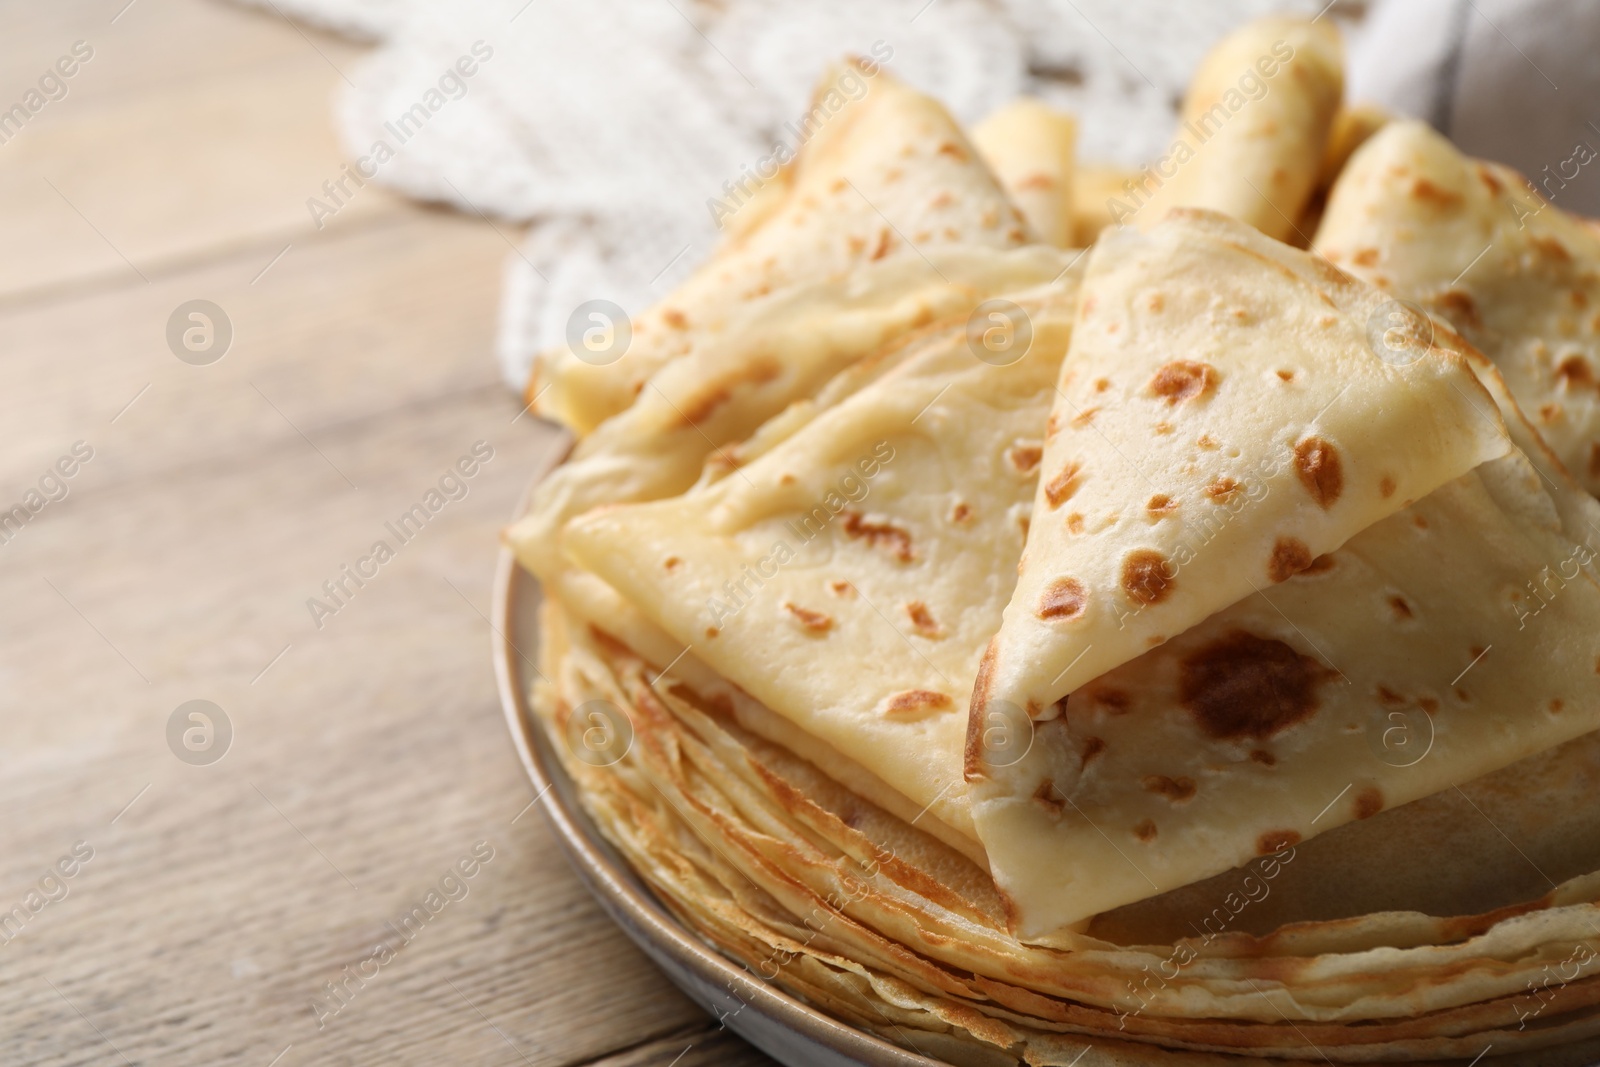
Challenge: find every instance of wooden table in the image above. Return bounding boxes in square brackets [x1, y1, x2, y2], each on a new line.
[0, 2, 775, 1063]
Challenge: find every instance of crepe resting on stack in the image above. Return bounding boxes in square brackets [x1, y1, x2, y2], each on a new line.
[508, 16, 1600, 1065]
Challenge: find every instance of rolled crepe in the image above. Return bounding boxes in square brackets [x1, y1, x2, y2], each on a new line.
[1124, 16, 1343, 242]
[971, 97, 1078, 248]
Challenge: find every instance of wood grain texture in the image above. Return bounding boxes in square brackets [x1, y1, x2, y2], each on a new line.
[0, 1, 779, 1064]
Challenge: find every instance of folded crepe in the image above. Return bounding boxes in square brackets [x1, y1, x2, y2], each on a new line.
[507, 243, 1077, 587]
[1124, 17, 1343, 242]
[964, 211, 1600, 936]
[972, 98, 1078, 248]
[969, 210, 1509, 731]
[565, 280, 1079, 842]
[1316, 119, 1600, 497]
[526, 60, 1034, 435]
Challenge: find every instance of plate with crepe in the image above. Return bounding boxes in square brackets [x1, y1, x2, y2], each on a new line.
[499, 14, 1600, 1065]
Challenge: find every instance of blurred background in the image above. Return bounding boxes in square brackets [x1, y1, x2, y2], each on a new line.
[2, 0, 1594, 1063]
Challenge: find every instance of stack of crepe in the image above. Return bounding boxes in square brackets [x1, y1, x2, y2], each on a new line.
[509, 15, 1600, 1065]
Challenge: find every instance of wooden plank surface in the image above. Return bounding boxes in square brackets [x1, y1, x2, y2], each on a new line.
[0, 0, 779, 1063]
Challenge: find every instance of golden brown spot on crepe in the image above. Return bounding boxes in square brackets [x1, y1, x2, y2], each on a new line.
[1376, 685, 1406, 708]
[1006, 226, 1027, 244]
[905, 601, 942, 638]
[1571, 289, 1589, 309]
[1072, 407, 1100, 428]
[664, 556, 682, 571]
[1414, 514, 1429, 531]
[829, 580, 856, 598]
[1181, 631, 1327, 740]
[951, 502, 972, 523]
[1032, 780, 1065, 815]
[1478, 166, 1505, 195]
[1258, 830, 1301, 855]
[784, 603, 833, 633]
[1532, 234, 1573, 263]
[1379, 475, 1396, 499]
[1080, 736, 1106, 764]
[705, 626, 720, 638]
[1412, 178, 1463, 208]
[1088, 687, 1132, 714]
[980, 206, 999, 228]
[1095, 378, 1111, 393]
[1551, 698, 1565, 713]
[1558, 355, 1596, 389]
[1197, 434, 1220, 451]
[1121, 549, 1174, 606]
[1149, 361, 1218, 404]
[1134, 819, 1158, 843]
[841, 512, 914, 562]
[1541, 403, 1563, 424]
[1351, 248, 1379, 267]
[1142, 775, 1196, 803]
[662, 308, 689, 329]
[1044, 462, 1084, 508]
[928, 190, 954, 209]
[1205, 476, 1242, 503]
[1038, 578, 1088, 621]
[847, 234, 867, 255]
[1268, 537, 1313, 583]
[1432, 288, 1481, 330]
[1304, 554, 1336, 575]
[1007, 443, 1043, 473]
[778, 472, 796, 486]
[1147, 494, 1176, 517]
[1354, 788, 1384, 820]
[1066, 513, 1086, 534]
[1389, 595, 1414, 620]
[1250, 749, 1276, 766]
[870, 229, 893, 261]
[883, 690, 953, 719]
[1419, 696, 1439, 714]
[964, 640, 1001, 777]
[1276, 369, 1295, 382]
[1293, 436, 1343, 508]
[937, 141, 969, 161]
[1017, 173, 1054, 191]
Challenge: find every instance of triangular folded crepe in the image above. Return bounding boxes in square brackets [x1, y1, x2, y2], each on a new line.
[564, 282, 1079, 838]
[1316, 119, 1600, 496]
[969, 362, 1600, 936]
[507, 244, 1076, 585]
[1125, 17, 1342, 242]
[969, 210, 1510, 730]
[528, 60, 1034, 435]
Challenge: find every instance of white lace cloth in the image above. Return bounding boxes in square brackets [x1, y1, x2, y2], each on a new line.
[235, 0, 1371, 389]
